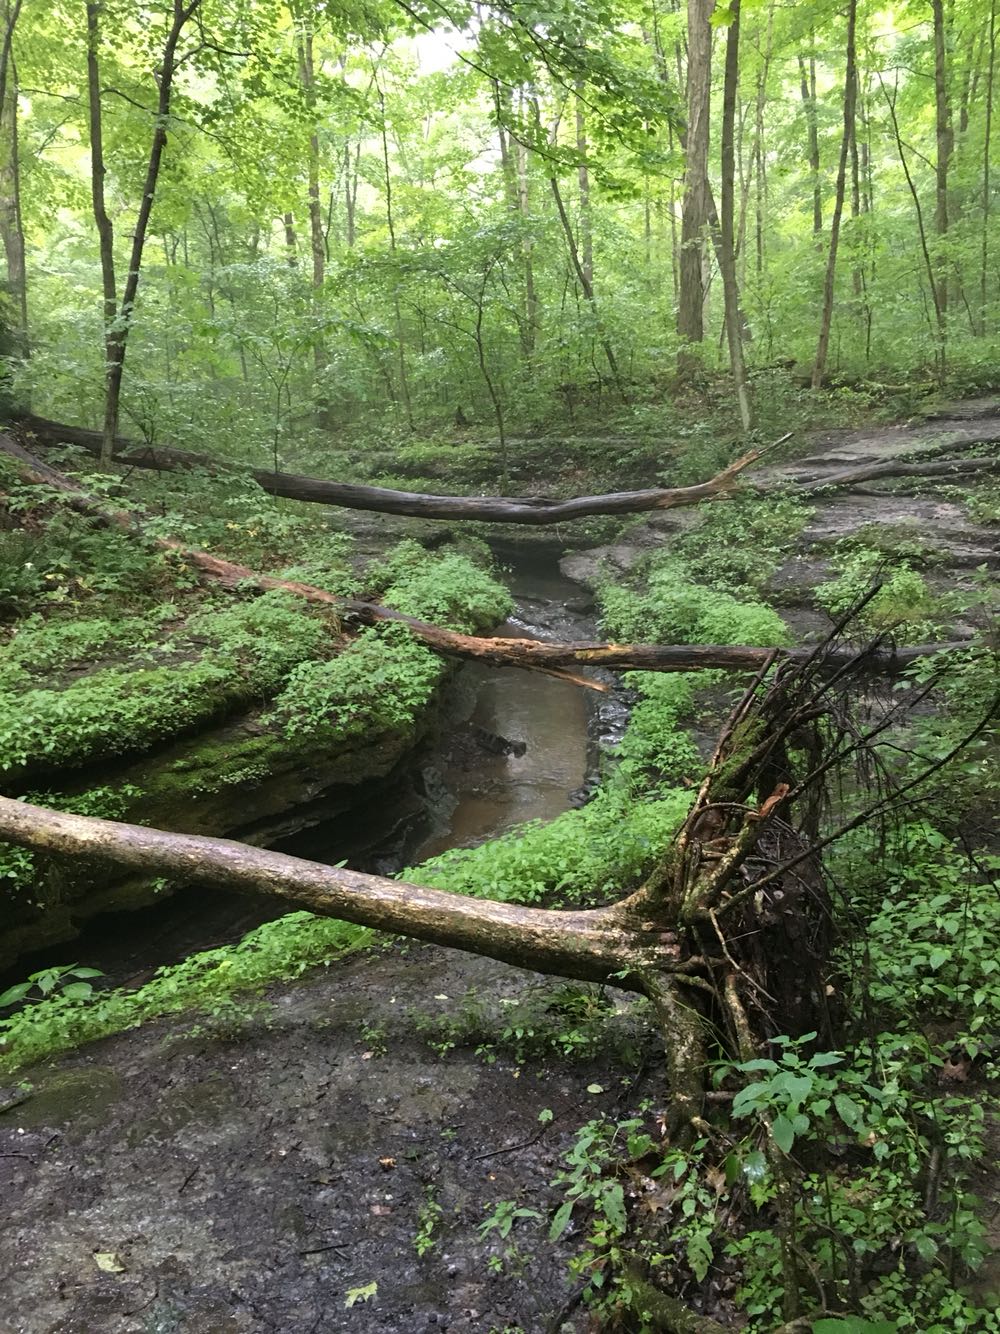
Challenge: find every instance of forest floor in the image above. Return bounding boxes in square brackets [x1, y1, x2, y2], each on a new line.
[2, 397, 998, 1334]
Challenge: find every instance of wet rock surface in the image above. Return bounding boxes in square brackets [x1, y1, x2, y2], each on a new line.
[2, 945, 649, 1334]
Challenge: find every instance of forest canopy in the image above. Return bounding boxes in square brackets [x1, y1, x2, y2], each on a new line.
[0, 0, 996, 457]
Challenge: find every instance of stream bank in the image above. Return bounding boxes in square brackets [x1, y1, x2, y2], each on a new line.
[2, 402, 998, 1334]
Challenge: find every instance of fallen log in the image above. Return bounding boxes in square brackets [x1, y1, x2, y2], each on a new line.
[0, 432, 975, 689]
[13, 411, 1000, 525]
[12, 412, 772, 524]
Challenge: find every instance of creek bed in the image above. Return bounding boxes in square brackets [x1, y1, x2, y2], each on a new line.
[0, 548, 607, 994]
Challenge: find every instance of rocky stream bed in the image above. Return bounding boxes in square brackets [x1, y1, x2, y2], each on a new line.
[2, 403, 998, 1333]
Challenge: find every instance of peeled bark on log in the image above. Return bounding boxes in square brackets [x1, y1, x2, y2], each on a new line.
[0, 432, 973, 691]
[0, 795, 676, 987]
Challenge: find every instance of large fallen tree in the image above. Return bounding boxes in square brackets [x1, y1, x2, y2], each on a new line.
[0, 433, 971, 692]
[0, 632, 993, 1330]
[12, 411, 1000, 525]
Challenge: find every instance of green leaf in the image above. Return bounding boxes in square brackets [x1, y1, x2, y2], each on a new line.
[344, 1282, 377, 1308]
[686, 1230, 714, 1282]
[771, 1115, 795, 1153]
[586, 1083, 604, 1094]
[549, 1200, 574, 1241]
[0, 982, 31, 1007]
[834, 1093, 862, 1129]
[60, 982, 95, 1001]
[807, 1051, 843, 1069]
[602, 1183, 627, 1235]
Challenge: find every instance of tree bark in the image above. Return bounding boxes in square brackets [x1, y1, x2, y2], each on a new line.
[677, 0, 714, 368]
[0, 0, 26, 344]
[931, 0, 953, 315]
[575, 91, 593, 292]
[798, 49, 822, 236]
[719, 0, 752, 431]
[13, 414, 999, 524]
[294, 20, 327, 419]
[812, 0, 858, 390]
[981, 1, 997, 334]
[86, 0, 203, 468]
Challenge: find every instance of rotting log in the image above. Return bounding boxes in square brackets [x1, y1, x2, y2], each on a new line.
[12, 411, 1000, 524]
[11, 412, 774, 523]
[0, 432, 975, 693]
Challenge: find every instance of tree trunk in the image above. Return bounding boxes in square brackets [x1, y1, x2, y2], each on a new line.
[295, 22, 327, 419]
[981, 1, 997, 334]
[0, 0, 26, 346]
[86, 0, 202, 467]
[798, 49, 822, 237]
[575, 92, 593, 292]
[515, 129, 538, 358]
[677, 0, 714, 368]
[282, 211, 299, 264]
[880, 73, 948, 372]
[719, 0, 752, 431]
[14, 414, 997, 524]
[931, 0, 953, 315]
[549, 175, 628, 401]
[812, 0, 858, 390]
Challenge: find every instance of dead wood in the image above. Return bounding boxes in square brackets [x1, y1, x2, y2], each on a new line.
[0, 433, 971, 693]
[13, 411, 999, 525]
[11, 412, 772, 524]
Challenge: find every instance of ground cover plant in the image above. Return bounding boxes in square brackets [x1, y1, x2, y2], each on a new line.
[1, 0, 999, 1326]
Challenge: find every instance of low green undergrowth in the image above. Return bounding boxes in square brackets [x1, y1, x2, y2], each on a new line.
[403, 787, 693, 908]
[599, 557, 789, 649]
[0, 544, 509, 778]
[0, 912, 370, 1074]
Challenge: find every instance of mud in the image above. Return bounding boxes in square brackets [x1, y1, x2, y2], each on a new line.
[1, 945, 653, 1334]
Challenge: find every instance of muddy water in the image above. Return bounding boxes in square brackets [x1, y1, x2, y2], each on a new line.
[2, 549, 598, 989]
[279, 548, 598, 872]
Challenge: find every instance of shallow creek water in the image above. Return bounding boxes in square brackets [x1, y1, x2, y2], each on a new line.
[7, 548, 605, 991]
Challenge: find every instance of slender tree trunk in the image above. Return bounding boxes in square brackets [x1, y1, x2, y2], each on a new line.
[981, 1, 997, 334]
[677, 0, 714, 369]
[931, 0, 953, 315]
[549, 175, 627, 401]
[282, 212, 299, 264]
[719, 0, 751, 430]
[751, 3, 774, 280]
[798, 48, 822, 236]
[295, 23, 329, 422]
[85, 1, 118, 444]
[575, 92, 593, 292]
[87, 0, 202, 466]
[376, 75, 413, 428]
[0, 0, 27, 346]
[812, 0, 858, 389]
[880, 73, 947, 372]
[515, 129, 538, 358]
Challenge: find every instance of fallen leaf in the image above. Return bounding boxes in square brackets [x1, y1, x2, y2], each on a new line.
[345, 1281, 377, 1308]
[93, 1252, 126, 1274]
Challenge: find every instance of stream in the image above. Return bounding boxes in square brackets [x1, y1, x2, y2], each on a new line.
[4, 547, 610, 993]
